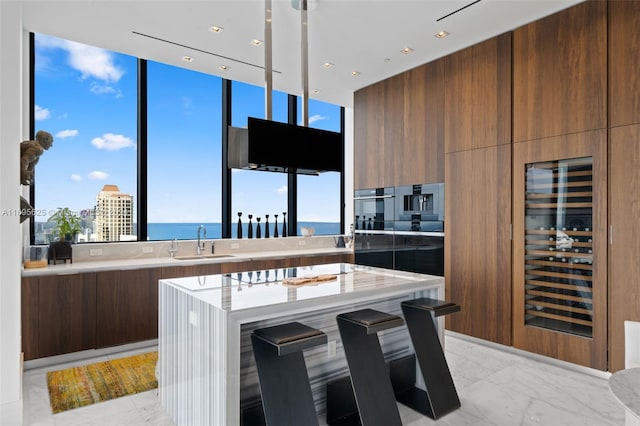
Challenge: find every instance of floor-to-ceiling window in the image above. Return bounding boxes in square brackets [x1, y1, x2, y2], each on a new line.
[146, 62, 222, 240]
[33, 34, 137, 243]
[230, 81, 288, 238]
[297, 99, 342, 235]
[33, 33, 343, 244]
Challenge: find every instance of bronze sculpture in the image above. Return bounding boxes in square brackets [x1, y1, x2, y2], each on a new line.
[19, 130, 54, 223]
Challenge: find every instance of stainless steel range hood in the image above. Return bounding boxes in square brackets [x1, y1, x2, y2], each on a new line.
[227, 0, 342, 176]
[228, 117, 342, 175]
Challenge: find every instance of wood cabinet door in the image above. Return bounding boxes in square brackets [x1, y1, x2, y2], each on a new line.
[444, 33, 511, 153]
[513, 0, 607, 143]
[609, 0, 640, 128]
[22, 273, 97, 360]
[445, 144, 512, 345]
[512, 129, 607, 370]
[22, 277, 39, 360]
[609, 124, 640, 372]
[96, 268, 161, 348]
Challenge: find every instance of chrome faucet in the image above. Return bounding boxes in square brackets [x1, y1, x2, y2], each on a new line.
[197, 224, 207, 255]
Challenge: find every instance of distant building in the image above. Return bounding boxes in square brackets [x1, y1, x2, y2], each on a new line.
[95, 184, 134, 242]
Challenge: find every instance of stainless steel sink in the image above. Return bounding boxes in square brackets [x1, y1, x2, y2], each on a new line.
[173, 254, 235, 261]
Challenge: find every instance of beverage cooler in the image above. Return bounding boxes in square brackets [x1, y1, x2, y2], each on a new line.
[353, 184, 444, 277]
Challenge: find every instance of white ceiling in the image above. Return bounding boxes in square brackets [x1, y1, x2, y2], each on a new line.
[21, 0, 584, 108]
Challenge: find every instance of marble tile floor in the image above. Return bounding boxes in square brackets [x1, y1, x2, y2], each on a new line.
[23, 333, 626, 426]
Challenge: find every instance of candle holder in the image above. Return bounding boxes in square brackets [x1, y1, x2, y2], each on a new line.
[274, 214, 279, 238]
[248, 214, 253, 239]
[237, 212, 243, 239]
[256, 217, 262, 238]
[282, 212, 287, 237]
[265, 215, 270, 238]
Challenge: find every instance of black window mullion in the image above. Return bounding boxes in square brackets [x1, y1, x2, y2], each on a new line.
[222, 79, 233, 239]
[287, 94, 298, 236]
[137, 58, 148, 241]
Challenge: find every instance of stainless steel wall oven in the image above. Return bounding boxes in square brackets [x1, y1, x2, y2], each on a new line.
[353, 184, 444, 276]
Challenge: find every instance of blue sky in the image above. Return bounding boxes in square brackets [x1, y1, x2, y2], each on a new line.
[33, 33, 341, 224]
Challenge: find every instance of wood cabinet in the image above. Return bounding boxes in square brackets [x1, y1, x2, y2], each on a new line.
[445, 145, 512, 345]
[96, 268, 161, 348]
[354, 59, 444, 189]
[609, 0, 640, 128]
[513, 0, 607, 143]
[161, 263, 223, 279]
[609, 124, 640, 372]
[22, 273, 96, 360]
[444, 33, 511, 153]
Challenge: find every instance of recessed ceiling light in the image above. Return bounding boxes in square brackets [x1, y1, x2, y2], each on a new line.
[351, 71, 361, 77]
[313, 89, 321, 94]
[251, 39, 263, 46]
[209, 26, 224, 34]
[384, 58, 391, 63]
[218, 65, 230, 71]
[322, 62, 334, 69]
[401, 47, 414, 54]
[182, 55, 193, 62]
[434, 30, 450, 39]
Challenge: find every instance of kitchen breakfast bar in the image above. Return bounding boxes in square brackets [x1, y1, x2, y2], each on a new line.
[158, 263, 446, 425]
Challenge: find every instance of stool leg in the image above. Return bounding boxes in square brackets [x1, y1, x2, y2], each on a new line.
[251, 335, 319, 426]
[401, 304, 460, 419]
[337, 319, 402, 426]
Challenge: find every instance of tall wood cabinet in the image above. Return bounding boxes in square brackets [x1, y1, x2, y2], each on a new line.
[607, 0, 640, 373]
[443, 33, 512, 345]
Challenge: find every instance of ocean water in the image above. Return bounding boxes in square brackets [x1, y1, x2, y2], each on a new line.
[147, 221, 340, 240]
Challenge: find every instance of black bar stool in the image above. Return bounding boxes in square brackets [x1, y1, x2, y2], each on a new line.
[335, 308, 404, 426]
[251, 321, 327, 426]
[397, 297, 461, 419]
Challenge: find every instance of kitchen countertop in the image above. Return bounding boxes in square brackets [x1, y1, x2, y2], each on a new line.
[21, 246, 353, 277]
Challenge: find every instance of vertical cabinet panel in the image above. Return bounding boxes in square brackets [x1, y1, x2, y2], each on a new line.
[445, 144, 512, 345]
[609, 124, 640, 372]
[398, 59, 444, 186]
[608, 0, 640, 128]
[444, 33, 511, 153]
[512, 130, 607, 370]
[354, 83, 386, 189]
[513, 0, 607, 143]
[21, 277, 39, 360]
[96, 268, 161, 348]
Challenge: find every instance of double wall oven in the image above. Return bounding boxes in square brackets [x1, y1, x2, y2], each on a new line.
[353, 183, 444, 276]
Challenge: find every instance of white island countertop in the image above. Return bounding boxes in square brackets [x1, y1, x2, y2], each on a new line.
[158, 262, 445, 426]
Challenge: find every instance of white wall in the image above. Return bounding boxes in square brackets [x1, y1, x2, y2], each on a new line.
[0, 1, 25, 424]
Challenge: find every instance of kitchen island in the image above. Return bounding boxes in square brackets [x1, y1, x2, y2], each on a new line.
[158, 262, 445, 426]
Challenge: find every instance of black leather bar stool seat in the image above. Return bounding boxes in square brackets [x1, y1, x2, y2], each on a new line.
[251, 322, 327, 426]
[334, 308, 404, 426]
[397, 297, 461, 419]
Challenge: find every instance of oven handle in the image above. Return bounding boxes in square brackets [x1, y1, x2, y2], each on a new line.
[353, 195, 395, 200]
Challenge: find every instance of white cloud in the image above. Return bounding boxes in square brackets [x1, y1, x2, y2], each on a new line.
[36, 34, 124, 84]
[91, 133, 135, 151]
[56, 129, 78, 139]
[70, 174, 82, 182]
[87, 171, 109, 180]
[65, 40, 124, 83]
[90, 82, 120, 97]
[307, 114, 326, 125]
[277, 185, 288, 195]
[35, 105, 51, 120]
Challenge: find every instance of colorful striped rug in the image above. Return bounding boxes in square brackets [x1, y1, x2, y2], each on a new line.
[47, 351, 158, 414]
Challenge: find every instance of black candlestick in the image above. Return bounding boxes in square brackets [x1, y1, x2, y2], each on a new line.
[265, 215, 270, 238]
[368, 217, 373, 230]
[237, 212, 243, 239]
[282, 212, 287, 237]
[355, 215, 360, 230]
[248, 214, 253, 239]
[274, 215, 279, 238]
[256, 217, 262, 238]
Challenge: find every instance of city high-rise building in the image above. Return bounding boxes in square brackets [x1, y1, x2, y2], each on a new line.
[95, 184, 134, 242]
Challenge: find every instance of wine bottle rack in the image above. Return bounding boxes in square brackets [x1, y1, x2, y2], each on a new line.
[523, 158, 593, 338]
